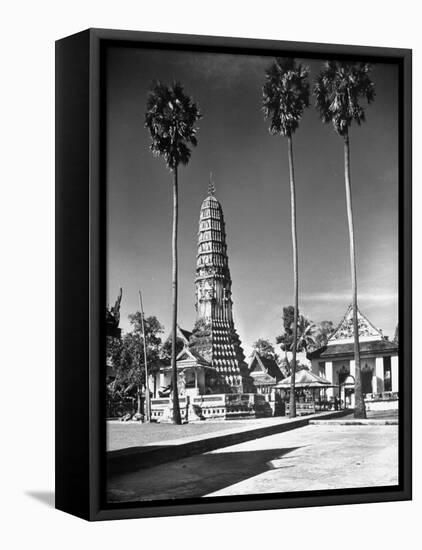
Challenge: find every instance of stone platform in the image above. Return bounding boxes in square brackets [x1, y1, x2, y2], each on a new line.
[151, 393, 272, 422]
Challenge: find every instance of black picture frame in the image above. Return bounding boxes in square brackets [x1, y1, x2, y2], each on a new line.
[55, 28, 412, 521]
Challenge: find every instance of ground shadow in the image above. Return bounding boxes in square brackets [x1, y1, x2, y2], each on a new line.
[25, 491, 55, 508]
[107, 446, 301, 503]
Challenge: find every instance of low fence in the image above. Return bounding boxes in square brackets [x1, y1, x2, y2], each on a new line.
[364, 392, 399, 412]
[285, 401, 316, 416]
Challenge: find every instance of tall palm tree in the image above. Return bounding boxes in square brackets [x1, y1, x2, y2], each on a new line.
[263, 58, 309, 418]
[145, 81, 201, 424]
[314, 61, 375, 419]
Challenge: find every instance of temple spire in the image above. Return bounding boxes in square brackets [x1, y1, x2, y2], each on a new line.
[191, 188, 251, 392]
[208, 172, 215, 196]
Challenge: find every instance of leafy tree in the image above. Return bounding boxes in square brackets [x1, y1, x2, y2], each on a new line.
[128, 312, 164, 351]
[263, 58, 309, 418]
[276, 305, 295, 355]
[251, 338, 279, 362]
[314, 61, 375, 419]
[313, 320, 335, 349]
[107, 314, 164, 417]
[106, 334, 123, 369]
[296, 316, 317, 353]
[106, 334, 125, 415]
[277, 307, 317, 355]
[145, 81, 201, 424]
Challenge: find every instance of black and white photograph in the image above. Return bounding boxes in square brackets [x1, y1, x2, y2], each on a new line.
[3, 0, 421, 545]
[104, 44, 403, 504]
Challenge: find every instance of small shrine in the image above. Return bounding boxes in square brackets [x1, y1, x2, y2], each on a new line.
[248, 351, 284, 395]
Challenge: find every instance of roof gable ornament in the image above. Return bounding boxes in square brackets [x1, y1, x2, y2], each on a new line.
[177, 351, 192, 362]
[328, 304, 383, 345]
[176, 346, 210, 366]
[248, 351, 267, 373]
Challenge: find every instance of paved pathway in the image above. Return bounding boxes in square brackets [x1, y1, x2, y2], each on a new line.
[107, 423, 398, 503]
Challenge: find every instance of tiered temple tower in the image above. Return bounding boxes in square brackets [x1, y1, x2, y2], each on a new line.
[190, 180, 251, 392]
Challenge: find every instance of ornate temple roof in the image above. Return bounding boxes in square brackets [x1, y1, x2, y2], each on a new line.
[248, 352, 284, 386]
[308, 304, 398, 360]
[308, 339, 398, 360]
[275, 369, 332, 388]
[327, 304, 384, 345]
[162, 325, 193, 350]
[161, 346, 216, 373]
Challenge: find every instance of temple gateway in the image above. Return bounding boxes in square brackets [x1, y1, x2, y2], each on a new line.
[151, 183, 267, 421]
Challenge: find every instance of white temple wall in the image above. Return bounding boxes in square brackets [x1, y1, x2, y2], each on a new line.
[313, 354, 398, 398]
[391, 355, 399, 392]
[159, 371, 171, 392]
[197, 369, 205, 392]
[375, 357, 384, 393]
[325, 361, 334, 398]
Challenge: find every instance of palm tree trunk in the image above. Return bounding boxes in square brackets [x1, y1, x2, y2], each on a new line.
[171, 167, 182, 424]
[136, 386, 142, 416]
[284, 350, 290, 372]
[287, 135, 298, 419]
[343, 133, 366, 419]
[139, 291, 150, 423]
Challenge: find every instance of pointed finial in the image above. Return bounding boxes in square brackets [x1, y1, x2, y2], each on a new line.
[208, 172, 215, 196]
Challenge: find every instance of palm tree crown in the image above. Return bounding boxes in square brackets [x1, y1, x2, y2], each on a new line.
[314, 61, 375, 136]
[262, 57, 310, 137]
[145, 81, 201, 170]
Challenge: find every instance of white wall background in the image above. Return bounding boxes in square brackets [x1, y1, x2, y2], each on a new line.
[0, 1, 419, 548]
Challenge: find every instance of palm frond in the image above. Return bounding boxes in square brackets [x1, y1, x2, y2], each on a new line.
[262, 57, 310, 137]
[145, 81, 202, 170]
[314, 61, 375, 136]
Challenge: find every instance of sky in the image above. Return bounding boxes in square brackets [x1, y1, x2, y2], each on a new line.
[106, 46, 398, 356]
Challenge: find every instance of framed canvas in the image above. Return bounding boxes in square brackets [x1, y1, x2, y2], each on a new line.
[55, 28, 412, 521]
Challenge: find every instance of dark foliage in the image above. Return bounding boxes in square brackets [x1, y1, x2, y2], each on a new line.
[107, 314, 164, 401]
[314, 61, 375, 136]
[160, 337, 185, 362]
[252, 338, 279, 362]
[262, 57, 310, 137]
[145, 81, 201, 170]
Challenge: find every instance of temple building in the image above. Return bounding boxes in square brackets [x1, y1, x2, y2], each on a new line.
[308, 305, 399, 408]
[151, 182, 264, 421]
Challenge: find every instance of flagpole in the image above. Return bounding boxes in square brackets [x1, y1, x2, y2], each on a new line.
[138, 290, 150, 423]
